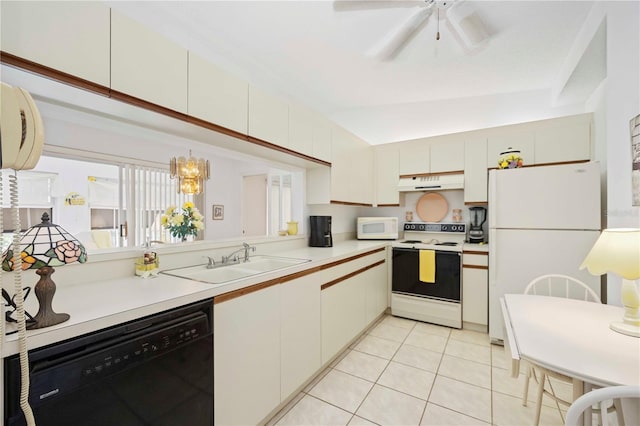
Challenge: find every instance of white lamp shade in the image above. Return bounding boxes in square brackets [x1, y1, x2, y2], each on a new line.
[580, 228, 640, 280]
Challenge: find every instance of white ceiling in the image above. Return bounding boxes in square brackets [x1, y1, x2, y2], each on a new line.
[105, 1, 601, 145]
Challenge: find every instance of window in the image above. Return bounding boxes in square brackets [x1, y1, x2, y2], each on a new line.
[1, 156, 196, 252]
[269, 173, 292, 235]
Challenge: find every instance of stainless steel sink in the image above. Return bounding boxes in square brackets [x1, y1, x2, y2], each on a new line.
[161, 255, 311, 284]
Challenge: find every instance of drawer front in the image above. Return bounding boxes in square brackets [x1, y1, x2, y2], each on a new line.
[463, 253, 488, 268]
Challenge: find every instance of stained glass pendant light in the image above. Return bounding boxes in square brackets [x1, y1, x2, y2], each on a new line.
[2, 212, 87, 329]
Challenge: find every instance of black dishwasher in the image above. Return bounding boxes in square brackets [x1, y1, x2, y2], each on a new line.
[4, 299, 213, 426]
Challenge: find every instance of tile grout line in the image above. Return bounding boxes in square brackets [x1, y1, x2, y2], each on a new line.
[347, 317, 420, 424]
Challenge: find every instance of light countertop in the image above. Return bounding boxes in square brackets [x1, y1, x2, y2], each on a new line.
[3, 240, 386, 357]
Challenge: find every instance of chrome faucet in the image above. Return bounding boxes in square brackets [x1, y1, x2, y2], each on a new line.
[222, 242, 256, 264]
[204, 256, 216, 269]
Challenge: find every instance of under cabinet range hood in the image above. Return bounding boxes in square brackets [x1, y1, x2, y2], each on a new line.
[398, 174, 465, 192]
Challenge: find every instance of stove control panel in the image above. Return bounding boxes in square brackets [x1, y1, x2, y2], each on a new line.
[403, 222, 466, 233]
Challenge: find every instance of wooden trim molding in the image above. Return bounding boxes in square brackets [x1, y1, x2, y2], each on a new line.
[214, 247, 386, 304]
[0, 51, 331, 167]
[330, 200, 374, 207]
[462, 264, 489, 270]
[399, 170, 464, 179]
[247, 136, 331, 167]
[376, 204, 401, 207]
[464, 201, 488, 206]
[319, 247, 386, 270]
[463, 250, 489, 255]
[488, 159, 589, 171]
[321, 259, 386, 291]
[1, 51, 110, 96]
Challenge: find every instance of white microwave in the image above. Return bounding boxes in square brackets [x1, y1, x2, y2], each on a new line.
[357, 217, 398, 240]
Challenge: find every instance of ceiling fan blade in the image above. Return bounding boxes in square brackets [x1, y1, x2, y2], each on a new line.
[368, 4, 435, 60]
[333, 1, 418, 12]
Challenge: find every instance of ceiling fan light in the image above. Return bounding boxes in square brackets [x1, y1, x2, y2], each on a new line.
[447, 2, 489, 49]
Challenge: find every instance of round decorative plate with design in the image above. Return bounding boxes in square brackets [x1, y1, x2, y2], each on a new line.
[416, 192, 448, 222]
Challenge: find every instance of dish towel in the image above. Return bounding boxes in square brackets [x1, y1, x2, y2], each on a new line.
[419, 249, 436, 283]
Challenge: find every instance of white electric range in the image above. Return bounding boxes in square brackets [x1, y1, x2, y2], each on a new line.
[391, 222, 466, 328]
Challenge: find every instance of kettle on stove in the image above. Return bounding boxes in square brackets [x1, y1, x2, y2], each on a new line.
[468, 207, 486, 243]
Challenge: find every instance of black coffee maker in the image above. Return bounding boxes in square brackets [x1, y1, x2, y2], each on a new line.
[468, 207, 487, 243]
[309, 216, 333, 247]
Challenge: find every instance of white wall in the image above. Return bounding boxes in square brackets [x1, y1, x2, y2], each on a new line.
[602, 1, 640, 305]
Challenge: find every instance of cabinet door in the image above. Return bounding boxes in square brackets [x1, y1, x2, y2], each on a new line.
[188, 53, 248, 134]
[329, 126, 353, 203]
[312, 116, 333, 162]
[321, 274, 367, 364]
[430, 140, 465, 173]
[1, 2, 110, 86]
[487, 132, 535, 168]
[374, 144, 400, 206]
[349, 139, 374, 205]
[214, 285, 281, 426]
[534, 119, 591, 164]
[111, 10, 188, 113]
[464, 139, 488, 203]
[399, 139, 430, 175]
[248, 85, 289, 147]
[462, 267, 488, 326]
[281, 275, 321, 399]
[365, 262, 389, 324]
[288, 103, 315, 155]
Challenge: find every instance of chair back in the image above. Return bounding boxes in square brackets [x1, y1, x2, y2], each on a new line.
[524, 274, 600, 303]
[565, 385, 640, 426]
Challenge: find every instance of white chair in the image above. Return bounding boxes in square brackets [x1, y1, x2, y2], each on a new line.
[565, 385, 640, 426]
[522, 274, 601, 426]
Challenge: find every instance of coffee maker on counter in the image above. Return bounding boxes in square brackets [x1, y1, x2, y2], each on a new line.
[468, 206, 487, 243]
[309, 215, 333, 247]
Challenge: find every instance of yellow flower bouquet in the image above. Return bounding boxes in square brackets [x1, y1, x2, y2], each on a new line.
[161, 201, 204, 241]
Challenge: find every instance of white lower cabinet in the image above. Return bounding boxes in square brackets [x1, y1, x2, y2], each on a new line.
[214, 285, 281, 426]
[214, 248, 388, 424]
[365, 263, 388, 324]
[321, 272, 367, 364]
[280, 274, 322, 400]
[462, 251, 489, 328]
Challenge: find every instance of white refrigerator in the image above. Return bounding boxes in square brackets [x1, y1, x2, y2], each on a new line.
[488, 161, 602, 342]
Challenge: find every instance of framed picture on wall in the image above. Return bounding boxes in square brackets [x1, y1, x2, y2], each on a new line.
[631, 113, 640, 206]
[213, 205, 224, 220]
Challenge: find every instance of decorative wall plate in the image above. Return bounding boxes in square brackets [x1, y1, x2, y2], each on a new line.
[416, 192, 448, 222]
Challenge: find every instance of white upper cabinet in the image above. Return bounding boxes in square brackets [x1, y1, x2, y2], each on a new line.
[374, 143, 400, 206]
[248, 85, 289, 147]
[312, 116, 333, 163]
[1, 2, 110, 86]
[188, 53, 248, 134]
[330, 127, 373, 205]
[288, 103, 315, 154]
[430, 140, 465, 173]
[350, 140, 374, 205]
[464, 138, 488, 203]
[534, 114, 591, 164]
[329, 126, 352, 202]
[111, 10, 188, 113]
[399, 139, 430, 175]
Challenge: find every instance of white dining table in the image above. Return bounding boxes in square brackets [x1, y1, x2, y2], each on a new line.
[501, 294, 640, 402]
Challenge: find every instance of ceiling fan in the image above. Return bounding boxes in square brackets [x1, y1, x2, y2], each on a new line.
[334, 0, 490, 60]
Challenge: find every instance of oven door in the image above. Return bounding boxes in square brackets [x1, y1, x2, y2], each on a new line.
[392, 247, 461, 302]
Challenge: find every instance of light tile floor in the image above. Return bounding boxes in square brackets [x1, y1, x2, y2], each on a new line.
[267, 314, 572, 426]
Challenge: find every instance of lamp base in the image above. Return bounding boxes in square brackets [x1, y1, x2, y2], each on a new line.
[26, 266, 70, 330]
[610, 322, 640, 338]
